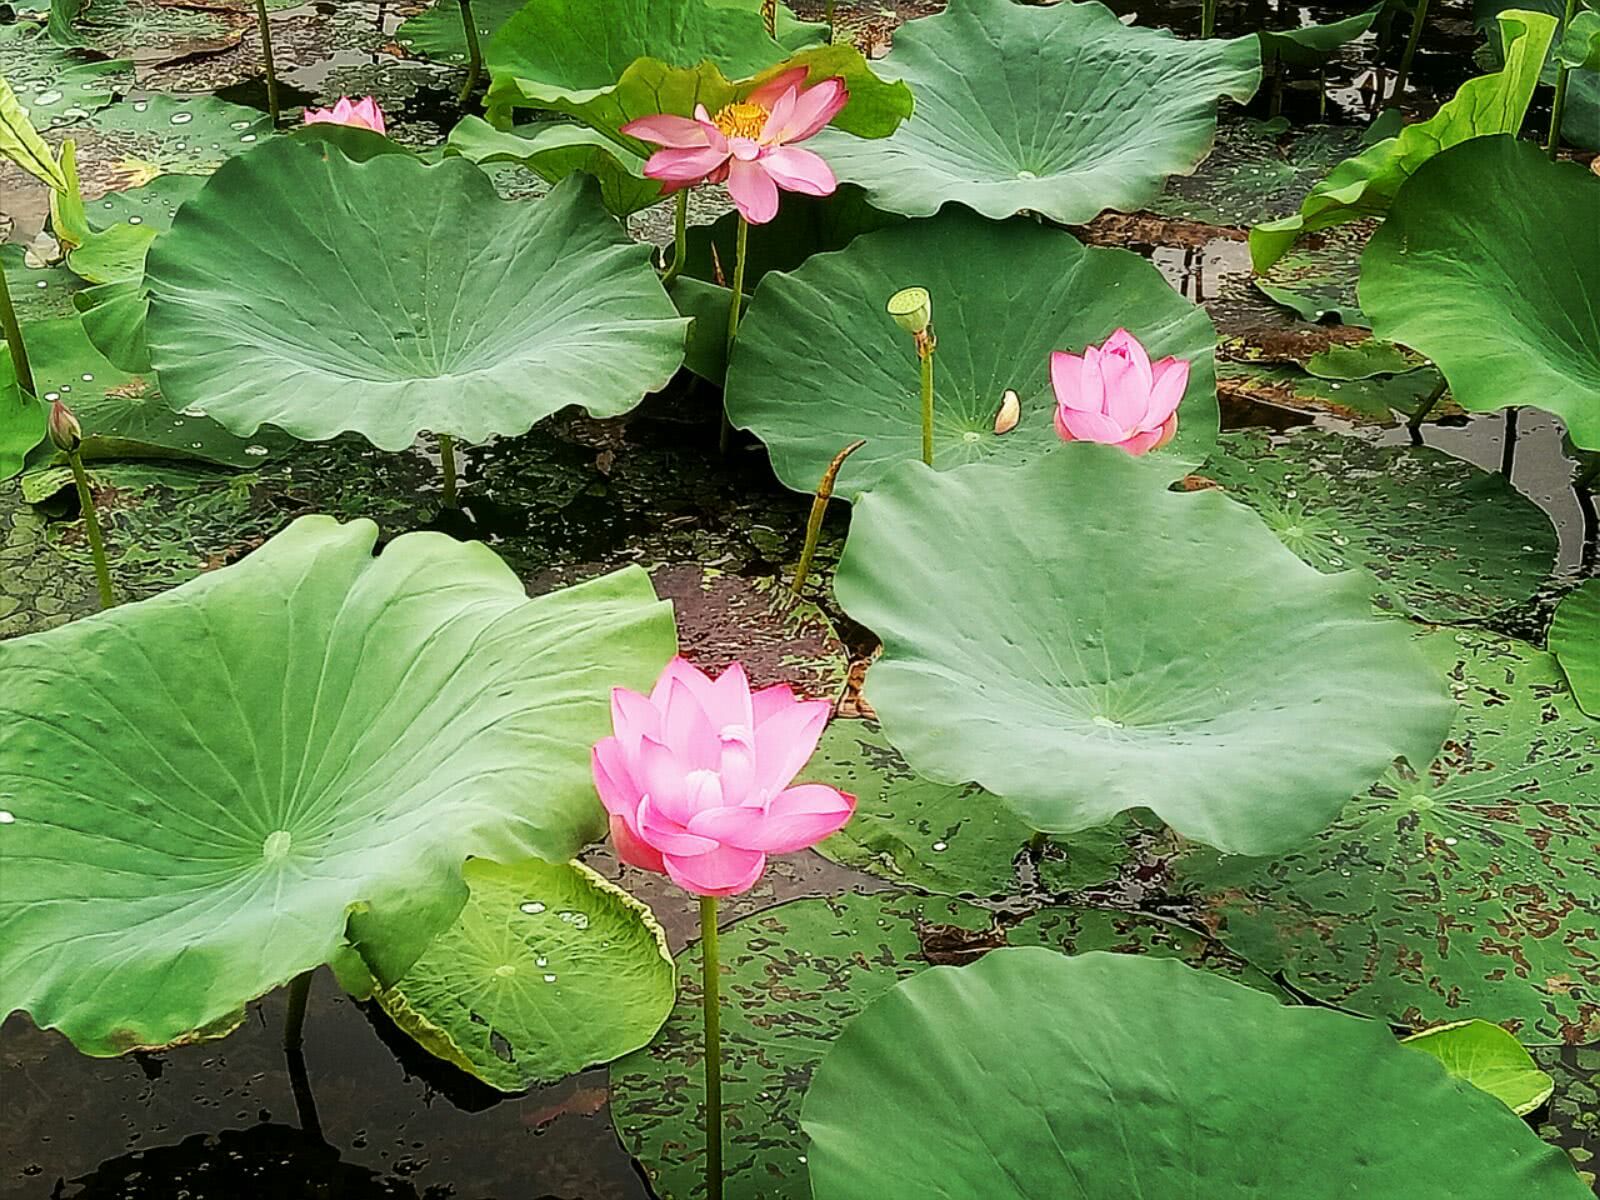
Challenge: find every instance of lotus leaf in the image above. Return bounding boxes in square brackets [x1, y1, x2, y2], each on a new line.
[1550, 579, 1600, 717]
[1404, 1020, 1556, 1115]
[0, 349, 46, 481]
[1259, 6, 1383, 69]
[0, 21, 128, 130]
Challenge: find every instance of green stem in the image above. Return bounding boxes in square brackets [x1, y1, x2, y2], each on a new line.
[699, 896, 724, 1200]
[791, 439, 865, 598]
[1200, 0, 1216, 38]
[1390, 0, 1430, 108]
[825, 0, 835, 40]
[1407, 377, 1448, 434]
[725, 216, 749, 358]
[919, 343, 935, 467]
[1027, 830, 1049, 856]
[253, 0, 279, 126]
[67, 450, 114, 609]
[284, 968, 313, 1052]
[456, 0, 484, 106]
[662, 190, 689, 287]
[1548, 0, 1578, 158]
[0, 260, 35, 397]
[438, 433, 459, 507]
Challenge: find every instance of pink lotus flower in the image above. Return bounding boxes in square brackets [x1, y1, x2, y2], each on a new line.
[302, 95, 386, 134]
[620, 68, 848, 224]
[592, 657, 856, 897]
[1052, 329, 1190, 456]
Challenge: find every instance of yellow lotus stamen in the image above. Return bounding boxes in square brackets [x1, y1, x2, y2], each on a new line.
[712, 101, 769, 140]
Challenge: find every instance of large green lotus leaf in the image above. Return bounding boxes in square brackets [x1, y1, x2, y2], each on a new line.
[834, 445, 1456, 856]
[143, 147, 687, 452]
[811, 0, 1260, 224]
[611, 891, 1274, 1200]
[0, 349, 47, 481]
[0, 21, 129, 131]
[1248, 9, 1557, 272]
[4, 244, 88, 323]
[81, 93, 272, 181]
[46, 0, 245, 64]
[809, 720, 1133, 898]
[802, 950, 1590, 1200]
[445, 116, 661, 216]
[374, 857, 674, 1092]
[0, 515, 677, 1055]
[1175, 629, 1600, 1044]
[1550, 579, 1600, 718]
[725, 211, 1220, 498]
[1260, 6, 1383, 68]
[1359, 137, 1600, 451]
[1403, 1019, 1556, 1115]
[1477, 0, 1600, 150]
[1202, 428, 1557, 622]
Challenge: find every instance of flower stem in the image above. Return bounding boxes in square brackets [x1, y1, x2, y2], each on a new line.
[456, 0, 484, 106]
[1407, 377, 1448, 435]
[918, 336, 935, 467]
[67, 450, 114, 609]
[699, 896, 724, 1200]
[438, 433, 459, 507]
[0, 261, 36, 397]
[662, 190, 689, 287]
[1390, 0, 1429, 108]
[825, 0, 835, 39]
[792, 439, 866, 598]
[253, 0, 280, 126]
[284, 968, 313, 1051]
[1547, 0, 1578, 158]
[1200, 0, 1216, 38]
[761, 0, 775, 36]
[725, 215, 749, 358]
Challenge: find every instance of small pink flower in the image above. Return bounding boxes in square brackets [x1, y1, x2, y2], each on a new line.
[591, 657, 856, 897]
[302, 95, 386, 134]
[620, 68, 848, 224]
[1051, 329, 1189, 456]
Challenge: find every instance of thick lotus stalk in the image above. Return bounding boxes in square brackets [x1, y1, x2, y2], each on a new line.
[700, 896, 724, 1200]
[662, 190, 689, 286]
[0, 264, 35, 398]
[1391, 0, 1430, 106]
[283, 968, 313, 1050]
[1201, 0, 1216, 38]
[792, 439, 866, 597]
[888, 287, 936, 465]
[1547, 0, 1579, 158]
[457, 0, 484, 105]
[253, 0, 280, 125]
[49, 400, 114, 609]
[438, 433, 460, 506]
[1407, 378, 1449, 436]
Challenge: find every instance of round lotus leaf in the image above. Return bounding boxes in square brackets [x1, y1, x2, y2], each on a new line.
[1403, 1020, 1555, 1116]
[375, 857, 674, 1092]
[143, 146, 687, 452]
[0, 515, 677, 1055]
[1360, 136, 1600, 451]
[611, 891, 1274, 1200]
[725, 210, 1220, 498]
[833, 446, 1457, 856]
[1177, 629, 1600, 1043]
[802, 949, 1590, 1200]
[1550, 579, 1600, 718]
[812, 0, 1261, 224]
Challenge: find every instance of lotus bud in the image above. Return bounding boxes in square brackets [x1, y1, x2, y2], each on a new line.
[48, 399, 82, 453]
[994, 389, 1020, 434]
[887, 286, 932, 336]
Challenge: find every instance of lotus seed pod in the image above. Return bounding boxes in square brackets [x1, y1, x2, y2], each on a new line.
[887, 286, 932, 335]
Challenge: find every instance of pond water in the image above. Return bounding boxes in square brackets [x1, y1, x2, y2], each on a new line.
[2, 0, 1596, 1195]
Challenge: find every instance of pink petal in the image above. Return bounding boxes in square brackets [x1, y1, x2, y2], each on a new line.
[652, 657, 714, 715]
[660, 678, 721, 770]
[753, 698, 831, 794]
[762, 87, 798, 143]
[705, 661, 755, 731]
[1153, 412, 1179, 450]
[717, 738, 758, 807]
[689, 784, 856, 853]
[1097, 348, 1150, 432]
[728, 136, 762, 162]
[591, 738, 639, 819]
[1144, 357, 1190, 427]
[726, 157, 781, 224]
[621, 112, 712, 148]
[663, 844, 767, 897]
[1050, 351, 1091, 412]
[747, 66, 810, 110]
[611, 814, 666, 874]
[643, 145, 732, 184]
[759, 146, 836, 197]
[1103, 328, 1153, 393]
[610, 687, 660, 755]
[638, 795, 720, 856]
[1058, 407, 1128, 445]
[766, 77, 848, 144]
[751, 683, 799, 725]
[353, 97, 385, 134]
[636, 735, 694, 824]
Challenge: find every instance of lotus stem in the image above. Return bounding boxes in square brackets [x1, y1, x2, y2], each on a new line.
[725, 215, 749, 358]
[761, 0, 775, 36]
[1501, 407, 1519, 478]
[0, 267, 35, 397]
[1548, 0, 1579, 158]
[699, 896, 724, 1200]
[825, 0, 835, 40]
[285, 1045, 325, 1143]
[1200, 0, 1216, 38]
[1027, 830, 1049, 856]
[284, 968, 313, 1051]
[1406, 377, 1448, 435]
[918, 333, 935, 467]
[457, 0, 484, 106]
[792, 439, 866, 598]
[662, 190, 689, 287]
[438, 433, 459, 507]
[67, 450, 114, 610]
[253, 0, 280, 126]
[1390, 0, 1430, 107]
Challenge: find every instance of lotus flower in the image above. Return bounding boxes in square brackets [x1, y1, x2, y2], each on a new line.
[301, 95, 385, 134]
[621, 68, 848, 224]
[592, 657, 856, 896]
[1051, 329, 1189, 456]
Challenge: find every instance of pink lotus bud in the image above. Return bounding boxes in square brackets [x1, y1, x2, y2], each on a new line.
[48, 399, 82, 453]
[591, 657, 856, 897]
[301, 96, 386, 134]
[1051, 328, 1189, 456]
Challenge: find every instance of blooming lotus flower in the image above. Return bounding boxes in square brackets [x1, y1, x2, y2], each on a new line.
[620, 68, 848, 224]
[302, 95, 385, 134]
[592, 657, 856, 896]
[1051, 328, 1189, 456]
